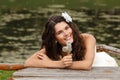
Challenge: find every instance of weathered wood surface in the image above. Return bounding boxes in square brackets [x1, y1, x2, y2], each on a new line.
[13, 67, 120, 80]
[96, 44, 120, 55]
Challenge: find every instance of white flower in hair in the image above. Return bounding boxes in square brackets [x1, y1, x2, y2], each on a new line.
[62, 12, 72, 22]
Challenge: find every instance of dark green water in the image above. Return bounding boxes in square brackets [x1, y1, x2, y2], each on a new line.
[0, 0, 120, 63]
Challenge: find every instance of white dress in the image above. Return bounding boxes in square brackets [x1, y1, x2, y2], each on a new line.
[92, 51, 118, 67]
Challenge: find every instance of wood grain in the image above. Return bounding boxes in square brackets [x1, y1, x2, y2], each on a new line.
[13, 67, 120, 80]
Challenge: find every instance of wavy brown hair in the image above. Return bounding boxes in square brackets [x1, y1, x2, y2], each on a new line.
[41, 15, 86, 61]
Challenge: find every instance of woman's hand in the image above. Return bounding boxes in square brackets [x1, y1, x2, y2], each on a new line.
[37, 52, 73, 68]
[36, 52, 65, 68]
[37, 52, 51, 61]
[37, 52, 53, 67]
[61, 54, 73, 67]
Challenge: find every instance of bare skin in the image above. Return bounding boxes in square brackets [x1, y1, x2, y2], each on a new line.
[24, 22, 96, 70]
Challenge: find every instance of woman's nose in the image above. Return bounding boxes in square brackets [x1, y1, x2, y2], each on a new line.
[63, 31, 69, 36]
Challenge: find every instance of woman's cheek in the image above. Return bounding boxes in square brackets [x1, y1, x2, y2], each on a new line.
[56, 36, 66, 45]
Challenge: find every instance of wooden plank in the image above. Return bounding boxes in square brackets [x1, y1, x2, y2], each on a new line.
[0, 63, 24, 70]
[96, 44, 120, 55]
[13, 67, 120, 80]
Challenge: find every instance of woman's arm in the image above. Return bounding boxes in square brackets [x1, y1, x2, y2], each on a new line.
[24, 49, 65, 68]
[24, 33, 96, 70]
[68, 33, 96, 70]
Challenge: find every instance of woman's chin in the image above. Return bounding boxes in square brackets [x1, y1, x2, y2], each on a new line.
[66, 39, 73, 43]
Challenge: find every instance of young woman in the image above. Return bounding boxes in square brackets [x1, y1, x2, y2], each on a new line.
[24, 12, 118, 70]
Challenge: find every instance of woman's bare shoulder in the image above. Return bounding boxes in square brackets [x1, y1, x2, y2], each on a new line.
[81, 33, 96, 44]
[81, 33, 95, 40]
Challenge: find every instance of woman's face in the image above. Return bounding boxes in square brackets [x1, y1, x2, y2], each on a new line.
[55, 21, 73, 46]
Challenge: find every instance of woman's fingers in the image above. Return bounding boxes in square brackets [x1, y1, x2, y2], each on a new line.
[38, 54, 44, 60]
[63, 55, 72, 59]
[37, 52, 44, 60]
[63, 58, 72, 62]
[62, 55, 73, 67]
[63, 55, 72, 61]
[64, 61, 72, 67]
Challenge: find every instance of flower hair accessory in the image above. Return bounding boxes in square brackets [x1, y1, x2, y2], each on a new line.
[62, 12, 72, 22]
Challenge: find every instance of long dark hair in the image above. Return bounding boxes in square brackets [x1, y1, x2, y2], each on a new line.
[41, 15, 86, 61]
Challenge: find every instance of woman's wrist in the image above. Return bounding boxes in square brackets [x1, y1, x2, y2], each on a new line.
[47, 60, 65, 69]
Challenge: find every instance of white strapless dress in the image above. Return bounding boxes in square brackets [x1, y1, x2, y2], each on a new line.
[92, 52, 118, 67]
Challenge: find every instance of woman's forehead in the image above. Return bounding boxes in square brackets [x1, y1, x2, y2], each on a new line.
[54, 22, 68, 32]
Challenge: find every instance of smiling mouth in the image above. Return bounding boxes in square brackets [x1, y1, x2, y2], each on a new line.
[66, 36, 71, 40]
[65, 34, 73, 41]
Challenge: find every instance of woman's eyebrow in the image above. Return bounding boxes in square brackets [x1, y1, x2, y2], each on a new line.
[65, 24, 69, 27]
[56, 24, 68, 33]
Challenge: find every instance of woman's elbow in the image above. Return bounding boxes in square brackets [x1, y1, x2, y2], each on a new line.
[24, 59, 33, 67]
[83, 64, 92, 70]
[24, 59, 35, 67]
[85, 66, 92, 70]
[24, 58, 44, 68]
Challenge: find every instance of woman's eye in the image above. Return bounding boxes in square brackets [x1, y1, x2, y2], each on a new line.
[65, 26, 69, 30]
[57, 31, 62, 35]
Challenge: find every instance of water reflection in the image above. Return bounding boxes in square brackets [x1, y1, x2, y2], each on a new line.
[0, 6, 120, 63]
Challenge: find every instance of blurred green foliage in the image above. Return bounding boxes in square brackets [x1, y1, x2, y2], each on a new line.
[0, 70, 15, 80]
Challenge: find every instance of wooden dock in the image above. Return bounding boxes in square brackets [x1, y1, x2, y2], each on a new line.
[13, 67, 120, 80]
